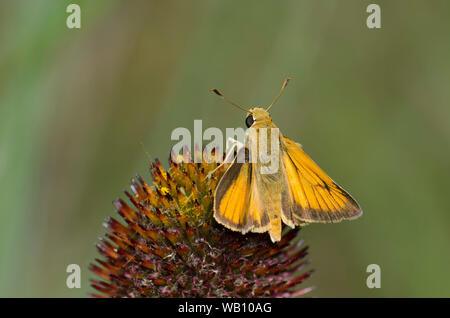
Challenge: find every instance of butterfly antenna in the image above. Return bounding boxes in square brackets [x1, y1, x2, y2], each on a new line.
[210, 88, 248, 112]
[266, 77, 292, 111]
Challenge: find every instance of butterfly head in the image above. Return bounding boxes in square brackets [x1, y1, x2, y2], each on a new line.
[210, 77, 291, 128]
[246, 108, 271, 128]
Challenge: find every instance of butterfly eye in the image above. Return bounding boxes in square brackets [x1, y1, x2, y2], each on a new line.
[245, 115, 254, 128]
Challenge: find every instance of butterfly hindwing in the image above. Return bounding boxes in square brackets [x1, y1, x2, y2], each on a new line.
[214, 147, 270, 234]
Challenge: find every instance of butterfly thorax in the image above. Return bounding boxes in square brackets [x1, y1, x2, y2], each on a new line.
[245, 107, 281, 169]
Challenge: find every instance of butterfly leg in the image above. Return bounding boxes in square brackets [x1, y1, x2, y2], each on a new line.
[206, 138, 244, 178]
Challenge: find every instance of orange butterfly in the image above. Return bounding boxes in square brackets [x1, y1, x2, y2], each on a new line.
[210, 78, 362, 242]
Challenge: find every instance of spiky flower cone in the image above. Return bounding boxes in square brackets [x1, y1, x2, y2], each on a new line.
[90, 150, 313, 297]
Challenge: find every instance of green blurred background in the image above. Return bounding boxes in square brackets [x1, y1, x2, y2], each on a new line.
[1, 0, 449, 297]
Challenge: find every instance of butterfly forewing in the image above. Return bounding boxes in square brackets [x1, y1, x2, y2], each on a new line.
[281, 137, 362, 224]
